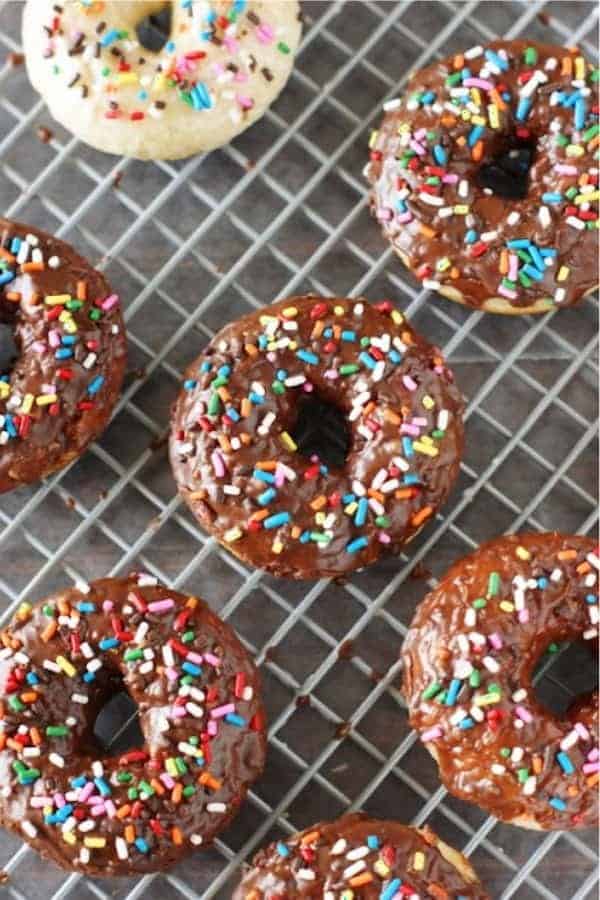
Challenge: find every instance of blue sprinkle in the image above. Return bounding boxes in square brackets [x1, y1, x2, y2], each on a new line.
[549, 797, 567, 811]
[191, 82, 212, 110]
[165, 40, 176, 53]
[557, 752, 575, 775]
[0, 271, 15, 286]
[276, 369, 287, 381]
[200, 361, 212, 373]
[445, 678, 462, 706]
[381, 879, 402, 900]
[138, 90, 148, 101]
[249, 392, 265, 405]
[542, 193, 563, 204]
[539, 248, 557, 257]
[99, 637, 119, 651]
[402, 436, 414, 457]
[61, 335, 77, 345]
[218, 365, 231, 377]
[297, 349, 319, 365]
[421, 90, 436, 105]
[225, 407, 239, 423]
[100, 28, 120, 47]
[516, 98, 532, 121]
[76, 602, 96, 613]
[182, 661, 202, 677]
[83, 671, 96, 683]
[341, 330, 356, 342]
[299, 531, 311, 543]
[404, 473, 420, 485]
[135, 838, 150, 854]
[388, 349, 402, 364]
[343, 493, 355, 504]
[367, 834, 380, 850]
[574, 98, 587, 130]
[323, 327, 333, 338]
[528, 244, 545, 272]
[4, 415, 17, 438]
[253, 469, 275, 484]
[10, 237, 21, 253]
[586, 594, 597, 604]
[94, 777, 111, 797]
[507, 239, 531, 249]
[264, 511, 291, 529]
[433, 144, 447, 165]
[459, 716, 475, 729]
[522, 264, 544, 282]
[465, 229, 478, 244]
[359, 351, 377, 370]
[537, 577, 549, 589]
[184, 379, 197, 390]
[258, 487, 277, 506]
[71, 776, 87, 788]
[484, 48, 509, 71]
[276, 841, 290, 857]
[346, 536, 368, 554]
[55, 348, 73, 360]
[354, 497, 368, 527]
[26, 672, 39, 685]
[224, 713, 246, 727]
[467, 124, 484, 147]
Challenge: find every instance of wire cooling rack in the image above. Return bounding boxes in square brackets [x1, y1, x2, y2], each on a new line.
[0, 1, 598, 898]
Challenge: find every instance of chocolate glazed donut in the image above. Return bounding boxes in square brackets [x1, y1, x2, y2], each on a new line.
[170, 296, 464, 580]
[233, 813, 489, 898]
[402, 533, 599, 830]
[0, 219, 126, 491]
[0, 575, 266, 875]
[367, 40, 599, 313]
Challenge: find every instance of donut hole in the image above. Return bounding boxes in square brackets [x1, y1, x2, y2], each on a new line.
[92, 686, 144, 755]
[135, 3, 172, 54]
[0, 321, 17, 375]
[290, 393, 351, 469]
[533, 638, 598, 717]
[476, 135, 537, 200]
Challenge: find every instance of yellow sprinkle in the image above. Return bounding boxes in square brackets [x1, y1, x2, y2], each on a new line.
[422, 395, 435, 410]
[152, 74, 167, 93]
[575, 56, 585, 80]
[272, 540, 284, 555]
[499, 601, 514, 613]
[471, 114, 486, 126]
[259, 314, 278, 326]
[453, 204, 469, 215]
[390, 309, 403, 325]
[115, 73, 139, 86]
[288, 340, 298, 351]
[368, 130, 379, 148]
[413, 441, 439, 457]
[223, 527, 242, 543]
[575, 190, 599, 204]
[474, 693, 501, 706]
[280, 431, 297, 452]
[282, 306, 298, 318]
[36, 394, 58, 406]
[413, 851, 425, 871]
[515, 545, 531, 560]
[63, 830, 77, 846]
[315, 511, 326, 526]
[44, 294, 70, 305]
[56, 656, 76, 677]
[17, 602, 32, 619]
[21, 394, 34, 414]
[334, 305, 344, 316]
[84, 837, 107, 849]
[460, 108, 471, 121]
[436, 257, 452, 272]
[398, 122, 410, 133]
[373, 859, 391, 878]
[557, 265, 570, 282]
[344, 502, 358, 516]
[0, 382, 9, 399]
[488, 104, 500, 129]
[470, 88, 482, 107]
[566, 144, 585, 158]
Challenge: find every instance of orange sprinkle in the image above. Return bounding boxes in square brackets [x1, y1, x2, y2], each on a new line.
[532, 755, 543, 774]
[395, 488, 415, 500]
[561, 55, 573, 76]
[291, 526, 302, 539]
[57, 598, 71, 616]
[7, 738, 23, 752]
[419, 223, 437, 239]
[216, 386, 231, 403]
[367, 489, 384, 503]
[256, 460, 277, 471]
[171, 783, 183, 805]
[30, 727, 42, 746]
[311, 321, 325, 339]
[250, 509, 269, 522]
[499, 250, 509, 275]
[471, 140, 484, 162]
[429, 886, 449, 900]
[124, 824, 136, 843]
[171, 827, 183, 845]
[244, 343, 258, 357]
[300, 830, 320, 846]
[0, 248, 16, 263]
[188, 490, 205, 501]
[0, 735, 5, 751]
[449, 266, 460, 279]
[150, 778, 165, 795]
[401, 330, 414, 345]
[20, 692, 38, 704]
[350, 873, 374, 887]
[199, 772, 222, 791]
[41, 620, 58, 643]
[116, 804, 131, 819]
[587, 772, 599, 787]
[456, 135, 467, 147]
[490, 88, 507, 110]
[217, 434, 231, 453]
[20, 261, 44, 273]
[240, 433, 252, 446]
[240, 397, 252, 417]
[76, 280, 87, 301]
[384, 409, 401, 425]
[576, 561, 591, 574]
[557, 549, 577, 561]
[453, 53, 464, 70]
[363, 401, 376, 417]
[440, 114, 457, 128]
[5, 291, 21, 302]
[310, 495, 327, 511]
[186, 596, 198, 610]
[412, 505, 433, 526]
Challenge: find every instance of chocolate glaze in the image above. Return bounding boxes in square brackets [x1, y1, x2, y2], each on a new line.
[0, 576, 266, 875]
[233, 813, 488, 898]
[169, 296, 464, 580]
[402, 533, 599, 830]
[367, 40, 599, 310]
[0, 219, 126, 491]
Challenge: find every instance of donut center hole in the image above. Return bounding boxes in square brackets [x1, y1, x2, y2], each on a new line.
[93, 689, 144, 755]
[290, 393, 350, 469]
[135, 3, 172, 53]
[0, 322, 17, 376]
[533, 639, 598, 717]
[476, 135, 537, 200]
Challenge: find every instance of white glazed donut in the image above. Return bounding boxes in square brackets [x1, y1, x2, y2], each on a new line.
[23, 1, 302, 160]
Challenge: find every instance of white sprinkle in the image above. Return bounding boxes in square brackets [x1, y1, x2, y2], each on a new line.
[419, 192, 444, 207]
[538, 206, 551, 228]
[507, 211, 520, 226]
[190, 834, 204, 845]
[207, 802, 227, 813]
[566, 215, 585, 230]
[491, 764, 506, 775]
[511, 746, 524, 763]
[331, 838, 347, 855]
[48, 255, 61, 269]
[22, 821, 38, 838]
[512, 689, 527, 703]
[343, 860, 367, 879]
[523, 775, 537, 795]
[346, 845, 369, 861]
[116, 837, 128, 859]
[49, 753, 65, 768]
[297, 869, 316, 881]
[482, 655, 500, 673]
[383, 98, 401, 111]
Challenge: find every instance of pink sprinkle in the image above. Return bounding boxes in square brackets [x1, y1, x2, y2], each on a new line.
[32, 340, 46, 353]
[208, 720, 218, 736]
[575, 722, 590, 740]
[234, 70, 249, 83]
[588, 747, 599, 762]
[324, 369, 339, 380]
[422, 726, 443, 741]
[377, 208, 393, 221]
[409, 139, 426, 156]
[30, 797, 51, 808]
[508, 252, 519, 281]
[402, 375, 418, 391]
[583, 762, 600, 774]
[554, 164, 578, 175]
[187, 651, 203, 665]
[518, 609, 529, 624]
[54, 793, 66, 808]
[303, 382, 314, 392]
[78, 782, 94, 802]
[378, 532, 391, 544]
[464, 77, 493, 90]
[171, 706, 186, 719]
[223, 36, 239, 53]
[256, 23, 274, 43]
[397, 211, 413, 224]
[442, 173, 459, 184]
[148, 598, 175, 613]
[91, 803, 106, 817]
[204, 652, 220, 667]
[400, 424, 420, 436]
[166, 666, 178, 681]
[275, 464, 286, 488]
[160, 773, 175, 789]
[515, 706, 533, 723]
[102, 600, 113, 613]
[412, 417, 428, 426]
[498, 285, 517, 300]
[211, 703, 235, 719]
[211, 450, 226, 478]
[100, 293, 120, 311]
[48, 329, 61, 348]
[488, 633, 503, 650]
[414, 128, 427, 141]
[237, 94, 254, 110]
[105, 800, 117, 818]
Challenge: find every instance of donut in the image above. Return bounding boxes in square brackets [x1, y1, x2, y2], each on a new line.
[232, 812, 488, 898]
[23, 1, 302, 160]
[169, 296, 464, 580]
[366, 40, 600, 314]
[0, 574, 266, 875]
[0, 218, 126, 492]
[402, 533, 599, 830]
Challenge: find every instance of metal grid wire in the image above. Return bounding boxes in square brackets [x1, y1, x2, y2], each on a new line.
[0, 1, 598, 897]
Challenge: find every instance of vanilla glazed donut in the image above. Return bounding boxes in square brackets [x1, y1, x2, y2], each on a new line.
[23, 1, 302, 160]
[0, 218, 126, 492]
[367, 40, 600, 314]
[402, 533, 599, 830]
[169, 296, 464, 580]
[233, 813, 489, 899]
[0, 574, 267, 875]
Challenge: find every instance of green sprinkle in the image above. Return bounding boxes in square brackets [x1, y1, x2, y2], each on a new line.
[89, 308, 101, 321]
[138, 780, 155, 796]
[469, 669, 481, 688]
[360, 336, 371, 347]
[117, 772, 133, 783]
[432, 429, 445, 439]
[182, 630, 195, 643]
[556, 134, 569, 147]
[524, 47, 538, 65]
[548, 642, 559, 653]
[127, 787, 139, 800]
[101, 66, 110, 77]
[175, 758, 188, 775]
[65, 300, 83, 311]
[8, 696, 25, 712]
[340, 364, 360, 376]
[473, 597, 486, 609]
[446, 72, 462, 86]
[46, 725, 69, 737]
[42, 604, 55, 617]
[277, 41, 290, 54]
[422, 682, 442, 701]
[487, 572, 500, 596]
[500, 747, 511, 758]
[271, 380, 285, 395]
[124, 649, 144, 661]
[519, 271, 533, 288]
[583, 124, 599, 141]
[189, 736, 199, 746]
[183, 785, 196, 798]
[207, 393, 221, 416]
[375, 516, 391, 528]
[517, 768, 530, 783]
